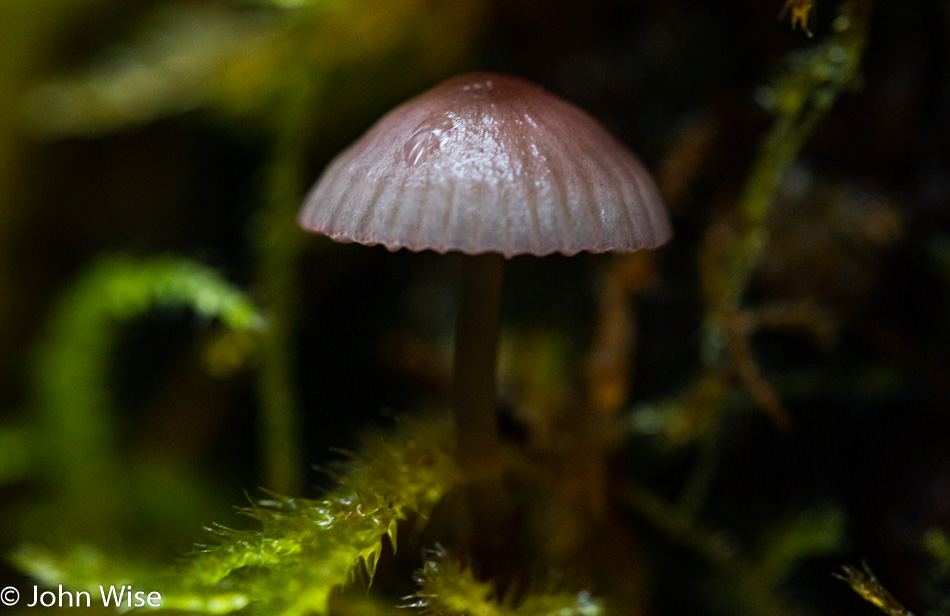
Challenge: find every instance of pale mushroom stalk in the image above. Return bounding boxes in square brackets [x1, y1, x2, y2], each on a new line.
[452, 253, 505, 473]
[453, 253, 514, 563]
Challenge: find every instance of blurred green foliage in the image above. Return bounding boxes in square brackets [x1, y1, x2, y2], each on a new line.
[19, 0, 487, 137]
[3, 256, 263, 543]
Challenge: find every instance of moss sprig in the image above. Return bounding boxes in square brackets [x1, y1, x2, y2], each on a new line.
[410, 546, 602, 616]
[836, 562, 914, 616]
[13, 416, 457, 615]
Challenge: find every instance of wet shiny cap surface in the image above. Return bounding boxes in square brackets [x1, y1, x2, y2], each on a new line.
[298, 73, 672, 257]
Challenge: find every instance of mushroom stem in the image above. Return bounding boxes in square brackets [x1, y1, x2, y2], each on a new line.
[453, 253, 505, 473]
[453, 252, 517, 573]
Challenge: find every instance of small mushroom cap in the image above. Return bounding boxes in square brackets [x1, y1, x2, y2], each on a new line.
[298, 73, 671, 258]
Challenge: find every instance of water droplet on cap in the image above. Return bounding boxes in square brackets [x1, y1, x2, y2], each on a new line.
[403, 115, 454, 167]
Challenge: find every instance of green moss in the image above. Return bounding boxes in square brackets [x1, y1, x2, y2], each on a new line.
[14, 416, 457, 616]
[411, 547, 603, 616]
[837, 563, 914, 616]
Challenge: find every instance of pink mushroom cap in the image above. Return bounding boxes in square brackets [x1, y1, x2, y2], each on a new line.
[298, 73, 672, 258]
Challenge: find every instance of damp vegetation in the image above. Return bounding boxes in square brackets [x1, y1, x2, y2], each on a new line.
[2, 1, 949, 615]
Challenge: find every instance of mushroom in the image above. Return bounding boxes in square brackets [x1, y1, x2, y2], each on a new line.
[298, 72, 671, 557]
